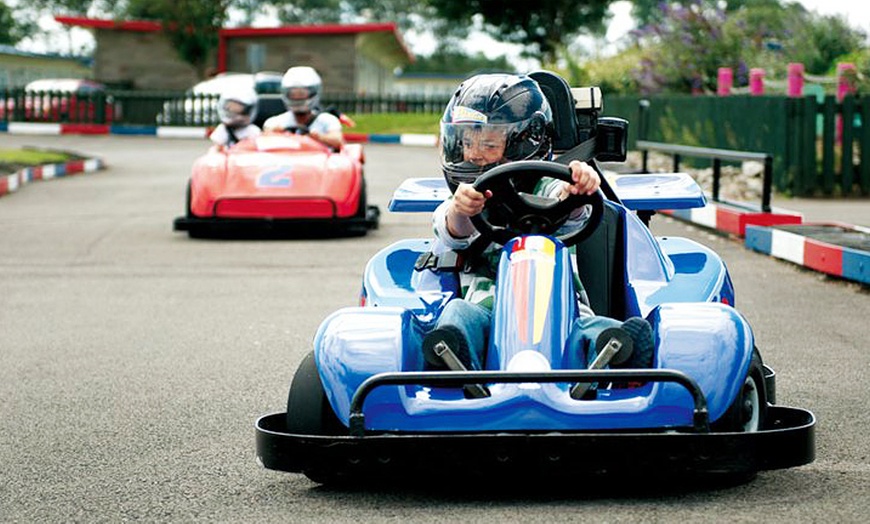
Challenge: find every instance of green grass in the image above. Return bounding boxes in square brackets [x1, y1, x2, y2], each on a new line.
[346, 113, 441, 135]
[0, 147, 73, 166]
[0, 148, 78, 174]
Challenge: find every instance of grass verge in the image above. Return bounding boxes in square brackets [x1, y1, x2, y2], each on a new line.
[345, 113, 441, 135]
[0, 147, 78, 173]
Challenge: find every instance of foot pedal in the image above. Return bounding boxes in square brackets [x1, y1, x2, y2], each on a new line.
[424, 337, 490, 399]
[570, 327, 633, 400]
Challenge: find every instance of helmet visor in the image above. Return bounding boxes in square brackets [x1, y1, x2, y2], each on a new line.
[284, 86, 317, 112]
[219, 99, 253, 127]
[440, 119, 537, 184]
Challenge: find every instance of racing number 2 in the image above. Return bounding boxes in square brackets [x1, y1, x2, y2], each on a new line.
[257, 167, 293, 187]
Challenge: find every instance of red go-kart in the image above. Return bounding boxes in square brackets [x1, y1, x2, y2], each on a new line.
[173, 130, 379, 237]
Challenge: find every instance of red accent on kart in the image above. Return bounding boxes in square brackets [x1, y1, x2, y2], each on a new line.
[215, 198, 335, 218]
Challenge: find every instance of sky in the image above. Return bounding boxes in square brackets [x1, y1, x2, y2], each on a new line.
[15, 0, 870, 64]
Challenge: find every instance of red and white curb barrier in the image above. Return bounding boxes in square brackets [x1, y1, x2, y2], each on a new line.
[0, 157, 104, 198]
[660, 198, 803, 237]
[745, 223, 870, 285]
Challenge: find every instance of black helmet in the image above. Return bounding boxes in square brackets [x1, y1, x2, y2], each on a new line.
[440, 73, 553, 192]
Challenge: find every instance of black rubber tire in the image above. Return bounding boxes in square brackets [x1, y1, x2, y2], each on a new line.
[185, 180, 192, 218]
[285, 351, 346, 436]
[285, 351, 348, 485]
[354, 178, 368, 219]
[712, 348, 767, 432]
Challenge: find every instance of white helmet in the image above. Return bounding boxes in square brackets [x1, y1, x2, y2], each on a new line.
[281, 66, 321, 113]
[217, 84, 258, 128]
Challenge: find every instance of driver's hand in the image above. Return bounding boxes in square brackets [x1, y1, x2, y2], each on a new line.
[451, 183, 492, 217]
[560, 160, 600, 199]
[309, 129, 321, 141]
[445, 183, 492, 239]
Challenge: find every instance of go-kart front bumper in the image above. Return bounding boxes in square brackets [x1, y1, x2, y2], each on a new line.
[173, 205, 380, 237]
[256, 406, 814, 481]
[255, 369, 815, 483]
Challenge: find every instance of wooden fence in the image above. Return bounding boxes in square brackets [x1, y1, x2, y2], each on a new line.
[605, 94, 869, 197]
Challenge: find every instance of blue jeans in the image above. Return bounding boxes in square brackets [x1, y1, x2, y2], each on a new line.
[428, 299, 622, 370]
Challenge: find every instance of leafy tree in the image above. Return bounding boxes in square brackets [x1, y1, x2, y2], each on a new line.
[124, 0, 233, 78]
[0, 1, 38, 45]
[788, 14, 867, 75]
[427, 0, 615, 64]
[629, 0, 782, 28]
[630, 1, 742, 93]
[402, 46, 514, 75]
[629, 0, 868, 94]
[29, 0, 232, 77]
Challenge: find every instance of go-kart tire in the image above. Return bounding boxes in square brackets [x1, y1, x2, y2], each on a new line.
[185, 180, 192, 219]
[712, 348, 767, 433]
[184, 181, 209, 239]
[286, 351, 346, 437]
[348, 179, 375, 235]
[286, 351, 348, 485]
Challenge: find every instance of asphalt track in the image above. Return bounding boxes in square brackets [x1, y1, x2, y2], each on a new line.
[1, 135, 867, 522]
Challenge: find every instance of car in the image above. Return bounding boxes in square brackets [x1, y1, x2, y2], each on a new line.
[253, 71, 815, 486]
[0, 78, 117, 123]
[172, 121, 380, 238]
[157, 71, 282, 127]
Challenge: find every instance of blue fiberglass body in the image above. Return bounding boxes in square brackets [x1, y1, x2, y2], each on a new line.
[313, 174, 753, 433]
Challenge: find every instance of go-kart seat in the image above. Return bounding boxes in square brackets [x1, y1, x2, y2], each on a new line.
[574, 202, 627, 320]
[529, 71, 628, 319]
[254, 95, 285, 128]
[529, 70, 579, 154]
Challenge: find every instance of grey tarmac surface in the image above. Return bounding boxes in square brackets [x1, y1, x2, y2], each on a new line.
[0, 135, 867, 523]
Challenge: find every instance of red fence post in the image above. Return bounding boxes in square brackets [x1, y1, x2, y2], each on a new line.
[837, 62, 857, 101]
[787, 63, 804, 98]
[749, 68, 765, 96]
[717, 67, 733, 96]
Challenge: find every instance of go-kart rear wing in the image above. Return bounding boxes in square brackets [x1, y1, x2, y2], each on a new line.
[388, 174, 706, 213]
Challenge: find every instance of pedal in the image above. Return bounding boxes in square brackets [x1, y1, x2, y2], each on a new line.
[570, 328, 633, 400]
[429, 340, 490, 399]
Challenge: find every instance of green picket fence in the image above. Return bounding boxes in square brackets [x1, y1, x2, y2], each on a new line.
[605, 94, 870, 197]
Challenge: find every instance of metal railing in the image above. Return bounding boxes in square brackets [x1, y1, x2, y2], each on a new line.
[637, 140, 774, 212]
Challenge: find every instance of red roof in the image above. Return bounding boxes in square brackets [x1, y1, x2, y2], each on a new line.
[55, 16, 162, 32]
[55, 16, 414, 67]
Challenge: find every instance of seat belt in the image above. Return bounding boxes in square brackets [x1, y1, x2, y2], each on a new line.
[553, 136, 597, 165]
[415, 235, 491, 274]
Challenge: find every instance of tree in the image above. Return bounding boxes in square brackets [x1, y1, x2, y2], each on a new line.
[124, 0, 233, 79]
[402, 46, 514, 75]
[0, 1, 38, 45]
[427, 0, 615, 65]
[29, 0, 233, 77]
[628, 0, 868, 94]
[630, 1, 743, 93]
[628, 0, 783, 28]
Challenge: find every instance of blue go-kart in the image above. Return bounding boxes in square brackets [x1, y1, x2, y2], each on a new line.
[255, 74, 814, 486]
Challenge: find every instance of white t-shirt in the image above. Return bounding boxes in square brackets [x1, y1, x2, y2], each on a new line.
[209, 124, 261, 146]
[262, 111, 342, 135]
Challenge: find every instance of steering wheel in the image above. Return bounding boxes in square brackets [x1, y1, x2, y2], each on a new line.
[469, 160, 604, 247]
